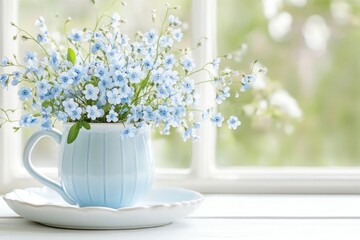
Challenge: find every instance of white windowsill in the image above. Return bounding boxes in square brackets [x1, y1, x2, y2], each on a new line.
[1, 194, 360, 240]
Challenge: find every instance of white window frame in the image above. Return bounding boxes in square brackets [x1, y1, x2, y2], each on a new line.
[2, 0, 360, 194]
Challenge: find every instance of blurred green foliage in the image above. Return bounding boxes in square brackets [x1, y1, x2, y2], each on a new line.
[217, 0, 360, 166]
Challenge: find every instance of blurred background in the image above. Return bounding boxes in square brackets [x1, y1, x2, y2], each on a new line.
[18, 0, 360, 169]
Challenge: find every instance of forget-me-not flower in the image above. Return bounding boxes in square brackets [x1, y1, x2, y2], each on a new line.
[106, 110, 119, 122]
[0, 74, 7, 87]
[19, 114, 38, 127]
[181, 57, 195, 71]
[182, 77, 194, 94]
[36, 79, 51, 94]
[211, 112, 224, 127]
[227, 116, 241, 129]
[172, 29, 183, 42]
[68, 29, 83, 42]
[159, 36, 173, 48]
[69, 107, 82, 120]
[212, 58, 221, 70]
[240, 74, 256, 92]
[83, 84, 99, 100]
[18, 86, 32, 101]
[1, 57, 9, 66]
[163, 54, 176, 69]
[86, 105, 101, 120]
[121, 127, 137, 138]
[62, 98, 78, 113]
[40, 118, 52, 130]
[58, 72, 73, 89]
[144, 29, 158, 45]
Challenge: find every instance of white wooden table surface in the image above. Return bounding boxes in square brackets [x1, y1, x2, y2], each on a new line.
[1, 194, 360, 240]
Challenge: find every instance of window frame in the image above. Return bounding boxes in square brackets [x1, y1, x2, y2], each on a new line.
[2, 0, 360, 194]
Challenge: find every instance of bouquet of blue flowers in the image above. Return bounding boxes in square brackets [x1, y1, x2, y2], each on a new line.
[0, 3, 259, 144]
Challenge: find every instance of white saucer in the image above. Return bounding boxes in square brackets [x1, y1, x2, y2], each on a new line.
[3, 187, 203, 229]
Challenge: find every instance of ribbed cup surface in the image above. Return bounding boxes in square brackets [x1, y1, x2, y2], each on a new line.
[59, 124, 153, 208]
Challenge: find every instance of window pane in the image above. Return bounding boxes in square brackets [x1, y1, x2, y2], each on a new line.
[216, 0, 360, 167]
[18, 0, 192, 169]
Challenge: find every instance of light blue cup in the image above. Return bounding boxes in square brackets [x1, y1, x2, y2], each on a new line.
[23, 123, 154, 208]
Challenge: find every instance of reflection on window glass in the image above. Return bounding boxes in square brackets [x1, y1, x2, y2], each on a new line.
[19, 0, 192, 169]
[216, 0, 360, 167]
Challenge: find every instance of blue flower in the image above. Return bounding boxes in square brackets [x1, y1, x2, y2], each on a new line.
[37, 33, 48, 44]
[58, 72, 73, 88]
[24, 51, 37, 63]
[227, 116, 241, 129]
[106, 89, 121, 104]
[150, 68, 165, 84]
[211, 112, 224, 127]
[130, 105, 143, 122]
[159, 36, 173, 48]
[62, 98, 78, 113]
[41, 107, 52, 119]
[128, 67, 143, 83]
[182, 77, 194, 94]
[158, 105, 170, 121]
[181, 57, 195, 71]
[212, 58, 221, 70]
[106, 110, 119, 122]
[69, 107, 82, 120]
[68, 29, 82, 42]
[183, 128, 196, 141]
[11, 79, 19, 86]
[36, 79, 51, 94]
[40, 118, 52, 130]
[119, 85, 134, 99]
[168, 15, 181, 26]
[56, 112, 68, 121]
[163, 54, 175, 69]
[83, 84, 99, 100]
[121, 127, 137, 138]
[98, 78, 112, 90]
[240, 74, 256, 92]
[113, 72, 127, 86]
[142, 57, 155, 70]
[143, 106, 156, 122]
[111, 13, 120, 28]
[1, 57, 9, 66]
[91, 41, 103, 53]
[0, 74, 7, 88]
[172, 29, 183, 42]
[20, 114, 38, 127]
[215, 87, 230, 104]
[157, 85, 170, 99]
[49, 51, 60, 70]
[144, 29, 158, 45]
[34, 16, 46, 28]
[12, 71, 21, 79]
[18, 86, 32, 101]
[86, 105, 101, 120]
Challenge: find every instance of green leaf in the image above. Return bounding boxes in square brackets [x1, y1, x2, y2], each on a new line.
[67, 48, 76, 65]
[90, 0, 96, 5]
[82, 121, 91, 130]
[41, 100, 52, 108]
[67, 122, 81, 144]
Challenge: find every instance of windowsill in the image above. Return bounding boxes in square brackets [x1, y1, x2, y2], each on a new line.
[2, 194, 360, 239]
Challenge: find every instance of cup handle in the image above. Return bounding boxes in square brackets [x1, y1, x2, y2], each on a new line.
[23, 129, 77, 205]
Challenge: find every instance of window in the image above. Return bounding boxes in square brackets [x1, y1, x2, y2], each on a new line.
[1, 0, 360, 194]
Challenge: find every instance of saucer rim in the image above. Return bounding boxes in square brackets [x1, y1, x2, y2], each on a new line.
[3, 187, 204, 213]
